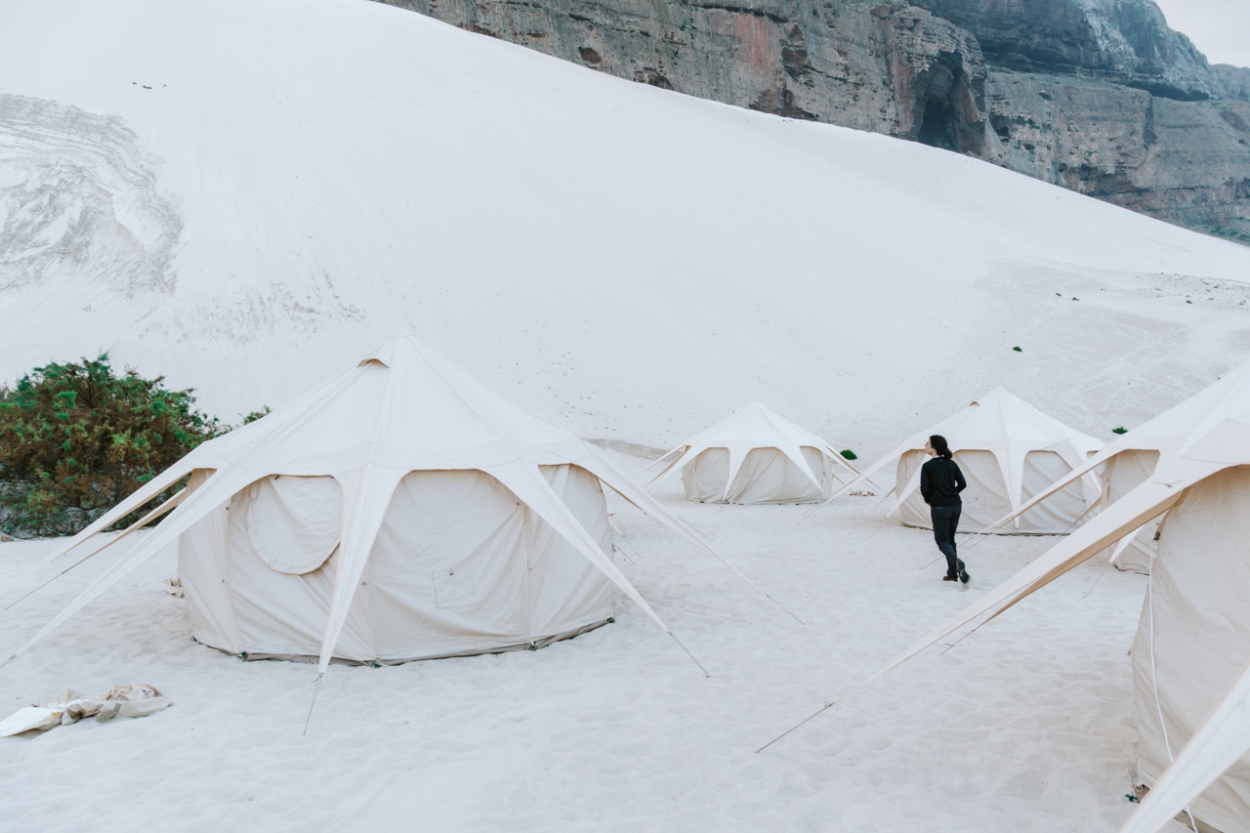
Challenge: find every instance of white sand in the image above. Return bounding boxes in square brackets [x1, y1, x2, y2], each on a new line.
[0, 455, 1164, 831]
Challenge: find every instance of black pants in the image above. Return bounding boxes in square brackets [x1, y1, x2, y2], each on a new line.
[930, 503, 962, 576]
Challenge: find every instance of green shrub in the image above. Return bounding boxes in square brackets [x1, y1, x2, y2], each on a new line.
[840, 449, 858, 461]
[0, 355, 222, 537]
[241, 406, 271, 425]
[1112, 426, 1128, 434]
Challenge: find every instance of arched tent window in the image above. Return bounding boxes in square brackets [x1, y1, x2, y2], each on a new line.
[245, 475, 343, 575]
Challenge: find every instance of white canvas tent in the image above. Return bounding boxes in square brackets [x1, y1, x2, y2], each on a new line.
[976, 358, 1250, 573]
[2, 336, 752, 674]
[840, 412, 1250, 833]
[644, 400, 863, 504]
[813, 387, 1104, 533]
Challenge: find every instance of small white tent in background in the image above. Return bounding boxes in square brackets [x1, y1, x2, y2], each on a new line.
[976, 358, 1250, 573]
[4, 336, 743, 673]
[814, 387, 1103, 534]
[645, 400, 863, 505]
[843, 412, 1250, 833]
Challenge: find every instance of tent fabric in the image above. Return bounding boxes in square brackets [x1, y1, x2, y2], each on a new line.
[681, 446, 834, 504]
[245, 475, 342, 575]
[188, 464, 614, 663]
[839, 416, 1250, 833]
[819, 387, 1103, 534]
[1101, 449, 1161, 573]
[1120, 655, 1250, 833]
[972, 359, 1250, 568]
[649, 400, 861, 504]
[9, 335, 726, 674]
[1128, 466, 1250, 833]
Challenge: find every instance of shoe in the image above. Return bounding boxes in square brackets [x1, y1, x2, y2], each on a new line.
[942, 575, 959, 582]
[959, 569, 970, 584]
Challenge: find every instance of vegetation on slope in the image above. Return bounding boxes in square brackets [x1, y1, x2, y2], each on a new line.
[0, 356, 222, 537]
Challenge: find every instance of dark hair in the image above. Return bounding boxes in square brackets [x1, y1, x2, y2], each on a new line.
[929, 435, 953, 460]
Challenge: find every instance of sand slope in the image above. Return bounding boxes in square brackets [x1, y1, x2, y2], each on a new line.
[0, 0, 1248, 457]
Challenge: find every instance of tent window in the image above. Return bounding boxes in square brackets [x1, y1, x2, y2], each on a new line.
[245, 475, 342, 575]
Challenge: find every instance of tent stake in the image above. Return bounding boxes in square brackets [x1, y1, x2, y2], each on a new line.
[303, 673, 324, 736]
[667, 632, 710, 679]
[756, 698, 840, 753]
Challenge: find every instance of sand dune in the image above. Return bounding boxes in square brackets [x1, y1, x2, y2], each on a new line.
[0, 0, 1247, 458]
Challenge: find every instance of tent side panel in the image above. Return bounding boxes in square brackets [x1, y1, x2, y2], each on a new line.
[1131, 465, 1250, 833]
[682, 447, 829, 504]
[954, 450, 1014, 531]
[1107, 450, 1162, 574]
[1017, 451, 1089, 534]
[363, 470, 530, 661]
[223, 486, 367, 660]
[730, 448, 825, 503]
[894, 451, 930, 527]
[525, 464, 615, 636]
[682, 448, 731, 503]
[179, 469, 243, 654]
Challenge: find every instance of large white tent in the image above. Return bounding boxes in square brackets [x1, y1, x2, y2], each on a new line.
[976, 358, 1250, 573]
[3, 336, 744, 672]
[645, 401, 863, 505]
[842, 412, 1250, 833]
[813, 388, 1104, 534]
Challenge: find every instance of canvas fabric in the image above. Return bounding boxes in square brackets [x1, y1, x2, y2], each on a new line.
[836, 388, 1103, 534]
[186, 464, 612, 663]
[1129, 466, 1250, 833]
[1102, 449, 1161, 574]
[681, 446, 832, 504]
[650, 400, 860, 505]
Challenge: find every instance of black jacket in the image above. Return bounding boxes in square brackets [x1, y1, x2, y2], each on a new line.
[920, 456, 966, 507]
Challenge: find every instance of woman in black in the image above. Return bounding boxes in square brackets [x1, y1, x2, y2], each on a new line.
[920, 434, 969, 584]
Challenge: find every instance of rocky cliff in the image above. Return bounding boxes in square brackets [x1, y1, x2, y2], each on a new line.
[377, 0, 1250, 243]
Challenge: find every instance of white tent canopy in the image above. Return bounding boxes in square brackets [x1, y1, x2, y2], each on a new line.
[645, 400, 862, 504]
[812, 387, 1104, 533]
[976, 358, 1250, 572]
[3, 336, 747, 676]
[841, 414, 1250, 833]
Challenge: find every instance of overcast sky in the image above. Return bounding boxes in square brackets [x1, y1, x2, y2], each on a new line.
[1152, 0, 1250, 68]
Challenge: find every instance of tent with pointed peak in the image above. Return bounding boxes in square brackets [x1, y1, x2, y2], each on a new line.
[833, 411, 1250, 833]
[4, 336, 740, 673]
[811, 387, 1103, 534]
[644, 400, 863, 505]
[973, 358, 1250, 573]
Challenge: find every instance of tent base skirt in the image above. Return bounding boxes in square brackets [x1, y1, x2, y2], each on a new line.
[192, 617, 614, 666]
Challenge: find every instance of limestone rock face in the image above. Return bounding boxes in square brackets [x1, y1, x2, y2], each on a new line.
[377, 0, 1250, 242]
[385, 0, 990, 153]
[909, 0, 1216, 100]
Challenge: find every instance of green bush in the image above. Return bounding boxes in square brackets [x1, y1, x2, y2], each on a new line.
[0, 355, 222, 537]
[1112, 426, 1128, 435]
[839, 449, 858, 461]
